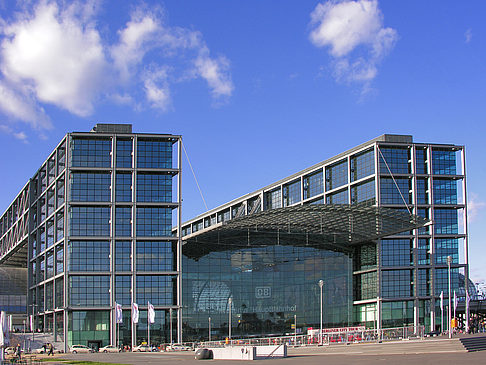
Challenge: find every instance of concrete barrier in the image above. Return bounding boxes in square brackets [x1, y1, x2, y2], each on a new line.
[207, 345, 287, 360]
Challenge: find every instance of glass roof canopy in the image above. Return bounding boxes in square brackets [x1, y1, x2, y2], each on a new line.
[183, 205, 429, 259]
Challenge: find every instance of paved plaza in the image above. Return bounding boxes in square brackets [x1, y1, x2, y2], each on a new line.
[33, 335, 486, 365]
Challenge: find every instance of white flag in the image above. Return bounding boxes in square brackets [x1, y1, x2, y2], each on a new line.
[0, 311, 9, 347]
[132, 303, 139, 324]
[440, 291, 444, 311]
[454, 291, 458, 311]
[466, 290, 471, 305]
[148, 302, 155, 324]
[115, 303, 123, 324]
[30, 315, 33, 332]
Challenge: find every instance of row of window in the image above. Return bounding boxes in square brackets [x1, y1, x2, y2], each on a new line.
[70, 172, 173, 203]
[69, 206, 172, 237]
[70, 138, 173, 169]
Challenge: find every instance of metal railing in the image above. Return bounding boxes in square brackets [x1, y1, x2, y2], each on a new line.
[196, 325, 425, 349]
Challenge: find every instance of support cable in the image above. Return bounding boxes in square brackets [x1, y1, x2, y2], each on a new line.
[181, 139, 209, 212]
[377, 146, 412, 215]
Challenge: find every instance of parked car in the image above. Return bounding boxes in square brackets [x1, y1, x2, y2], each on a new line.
[4, 347, 16, 355]
[425, 329, 441, 337]
[69, 345, 93, 353]
[166, 344, 192, 351]
[132, 345, 151, 352]
[99, 345, 121, 353]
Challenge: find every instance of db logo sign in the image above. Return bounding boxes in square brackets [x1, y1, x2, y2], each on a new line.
[255, 287, 271, 298]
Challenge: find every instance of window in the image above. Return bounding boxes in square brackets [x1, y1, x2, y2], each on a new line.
[137, 174, 172, 202]
[264, 189, 281, 210]
[116, 139, 132, 168]
[136, 241, 175, 271]
[56, 212, 64, 241]
[380, 178, 411, 205]
[351, 180, 375, 206]
[115, 173, 132, 202]
[115, 241, 131, 272]
[136, 275, 174, 305]
[432, 149, 456, 175]
[68, 241, 110, 272]
[283, 180, 301, 206]
[326, 160, 348, 190]
[418, 269, 430, 296]
[433, 179, 457, 205]
[354, 272, 377, 300]
[55, 278, 63, 308]
[350, 149, 374, 182]
[434, 209, 458, 234]
[56, 246, 64, 274]
[136, 207, 171, 237]
[69, 276, 110, 306]
[115, 276, 131, 305]
[303, 170, 323, 199]
[115, 207, 132, 237]
[137, 139, 172, 169]
[70, 206, 111, 236]
[46, 250, 54, 278]
[417, 239, 430, 265]
[381, 239, 413, 266]
[415, 148, 427, 174]
[57, 178, 65, 207]
[416, 178, 428, 204]
[71, 138, 112, 168]
[57, 143, 66, 175]
[379, 147, 410, 174]
[434, 268, 459, 295]
[70, 173, 111, 202]
[381, 301, 413, 327]
[434, 238, 458, 264]
[326, 189, 348, 205]
[382, 270, 413, 298]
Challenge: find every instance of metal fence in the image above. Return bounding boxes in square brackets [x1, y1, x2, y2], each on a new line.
[196, 325, 424, 349]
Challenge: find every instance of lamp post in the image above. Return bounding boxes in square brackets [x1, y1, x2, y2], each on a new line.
[447, 255, 452, 338]
[208, 317, 211, 342]
[294, 314, 297, 346]
[169, 308, 173, 345]
[318, 280, 324, 345]
[228, 298, 232, 346]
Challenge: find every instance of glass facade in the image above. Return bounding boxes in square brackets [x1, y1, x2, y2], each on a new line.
[0, 132, 467, 346]
[182, 245, 352, 340]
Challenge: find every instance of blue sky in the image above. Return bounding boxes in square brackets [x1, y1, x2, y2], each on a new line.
[0, 0, 485, 282]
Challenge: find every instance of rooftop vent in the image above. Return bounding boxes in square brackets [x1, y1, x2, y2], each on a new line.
[91, 123, 132, 134]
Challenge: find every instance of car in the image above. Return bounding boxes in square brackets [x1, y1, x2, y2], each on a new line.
[166, 344, 192, 351]
[132, 345, 151, 352]
[425, 330, 441, 337]
[69, 345, 93, 354]
[4, 347, 16, 355]
[99, 345, 121, 353]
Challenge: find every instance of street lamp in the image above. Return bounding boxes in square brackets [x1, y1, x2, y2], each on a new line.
[208, 317, 211, 342]
[447, 256, 452, 339]
[318, 280, 324, 345]
[228, 298, 232, 345]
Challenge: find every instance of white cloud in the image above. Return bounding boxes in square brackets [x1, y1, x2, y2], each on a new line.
[468, 192, 485, 222]
[1, 1, 108, 117]
[0, 124, 29, 143]
[194, 48, 233, 99]
[111, 13, 160, 83]
[0, 81, 51, 129]
[465, 28, 472, 44]
[309, 0, 397, 86]
[143, 68, 171, 111]
[0, 1, 233, 134]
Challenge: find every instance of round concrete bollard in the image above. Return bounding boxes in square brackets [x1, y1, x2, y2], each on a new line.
[195, 348, 213, 360]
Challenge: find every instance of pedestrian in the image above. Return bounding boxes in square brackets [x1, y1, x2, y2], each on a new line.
[48, 343, 54, 356]
[16, 344, 21, 360]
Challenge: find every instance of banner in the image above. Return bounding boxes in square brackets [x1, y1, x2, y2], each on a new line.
[440, 291, 443, 311]
[453, 291, 458, 311]
[148, 302, 155, 324]
[30, 315, 33, 332]
[115, 303, 123, 324]
[132, 303, 139, 324]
